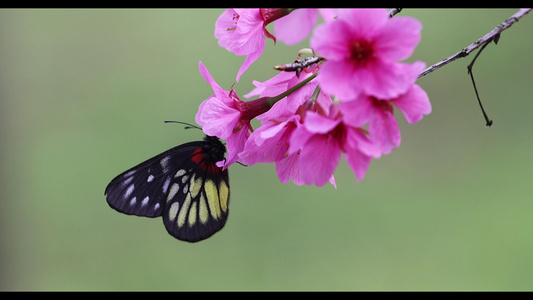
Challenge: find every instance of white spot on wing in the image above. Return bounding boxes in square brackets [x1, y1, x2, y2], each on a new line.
[162, 178, 171, 194]
[147, 175, 154, 182]
[121, 176, 134, 186]
[160, 156, 170, 173]
[141, 196, 149, 206]
[124, 184, 135, 199]
[124, 170, 137, 177]
[129, 197, 137, 206]
[167, 183, 180, 202]
[174, 169, 186, 178]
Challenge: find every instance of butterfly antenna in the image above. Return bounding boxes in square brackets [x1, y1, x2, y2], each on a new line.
[164, 120, 202, 130]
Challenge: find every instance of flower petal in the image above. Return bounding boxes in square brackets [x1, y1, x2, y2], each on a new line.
[195, 95, 240, 139]
[340, 96, 373, 128]
[369, 108, 401, 155]
[303, 110, 342, 134]
[299, 134, 342, 186]
[344, 147, 372, 183]
[316, 60, 362, 100]
[275, 152, 304, 185]
[274, 9, 318, 45]
[310, 19, 352, 60]
[374, 16, 422, 61]
[236, 48, 263, 82]
[393, 84, 431, 124]
[219, 124, 250, 169]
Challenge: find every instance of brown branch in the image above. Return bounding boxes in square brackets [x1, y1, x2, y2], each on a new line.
[388, 8, 402, 18]
[274, 9, 531, 81]
[418, 8, 531, 78]
[274, 56, 324, 77]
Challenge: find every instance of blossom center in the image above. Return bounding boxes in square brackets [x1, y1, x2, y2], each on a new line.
[227, 12, 239, 31]
[329, 122, 347, 151]
[371, 97, 394, 113]
[350, 40, 375, 65]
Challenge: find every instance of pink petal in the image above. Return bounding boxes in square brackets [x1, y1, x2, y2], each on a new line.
[231, 9, 265, 55]
[275, 152, 304, 185]
[319, 9, 339, 23]
[195, 95, 240, 139]
[339, 9, 389, 39]
[243, 70, 294, 98]
[345, 126, 382, 159]
[238, 130, 278, 165]
[303, 110, 341, 134]
[214, 9, 239, 49]
[239, 120, 294, 166]
[329, 175, 337, 189]
[340, 96, 374, 128]
[344, 147, 372, 183]
[316, 60, 362, 100]
[374, 16, 422, 61]
[361, 60, 414, 99]
[299, 134, 342, 187]
[219, 125, 250, 169]
[288, 123, 312, 155]
[393, 84, 431, 124]
[274, 9, 318, 45]
[369, 108, 401, 155]
[310, 19, 352, 60]
[198, 61, 225, 97]
[236, 48, 263, 82]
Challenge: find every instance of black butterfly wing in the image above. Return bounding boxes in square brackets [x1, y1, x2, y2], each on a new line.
[105, 136, 230, 242]
[162, 152, 230, 242]
[105, 142, 203, 218]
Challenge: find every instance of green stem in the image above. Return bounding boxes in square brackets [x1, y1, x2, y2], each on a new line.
[309, 85, 322, 102]
[267, 73, 318, 107]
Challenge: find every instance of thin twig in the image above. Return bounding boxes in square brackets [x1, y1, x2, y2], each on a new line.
[418, 8, 531, 78]
[466, 36, 498, 127]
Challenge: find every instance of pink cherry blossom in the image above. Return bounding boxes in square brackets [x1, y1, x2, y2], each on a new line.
[288, 103, 381, 186]
[195, 61, 240, 140]
[341, 84, 431, 155]
[215, 9, 268, 82]
[215, 9, 291, 82]
[238, 102, 305, 185]
[310, 8, 423, 100]
[195, 61, 272, 168]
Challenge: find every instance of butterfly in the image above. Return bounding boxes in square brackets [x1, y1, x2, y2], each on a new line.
[105, 125, 229, 243]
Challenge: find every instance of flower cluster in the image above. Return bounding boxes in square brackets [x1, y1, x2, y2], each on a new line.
[195, 8, 431, 187]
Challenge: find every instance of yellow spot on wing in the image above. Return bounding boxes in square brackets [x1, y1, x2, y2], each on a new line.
[188, 201, 197, 227]
[204, 180, 221, 219]
[199, 194, 209, 224]
[190, 175, 203, 199]
[219, 181, 229, 213]
[168, 202, 180, 221]
[177, 194, 191, 228]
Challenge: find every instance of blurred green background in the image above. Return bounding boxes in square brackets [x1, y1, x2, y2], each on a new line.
[1, 9, 533, 291]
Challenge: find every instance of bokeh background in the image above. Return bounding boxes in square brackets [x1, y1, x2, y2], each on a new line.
[1, 8, 533, 291]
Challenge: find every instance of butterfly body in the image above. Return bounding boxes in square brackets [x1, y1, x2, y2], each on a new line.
[105, 135, 229, 242]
